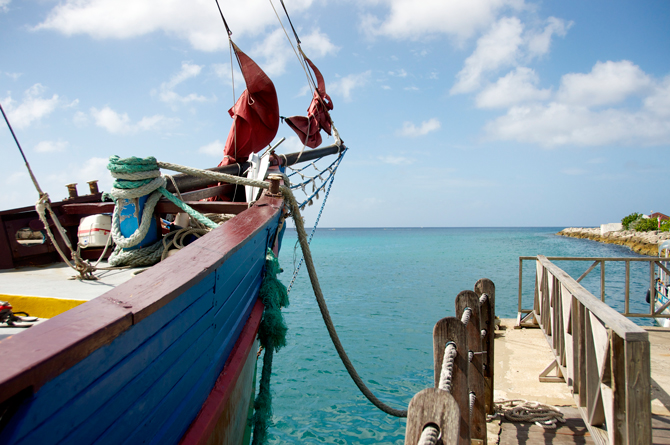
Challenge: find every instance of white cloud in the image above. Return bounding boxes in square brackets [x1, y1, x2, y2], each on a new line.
[644, 76, 670, 117]
[252, 28, 293, 76]
[398, 118, 441, 137]
[0, 0, 9, 13]
[330, 71, 371, 101]
[451, 16, 570, 94]
[388, 69, 408, 78]
[35, 140, 68, 153]
[73, 110, 89, 126]
[360, 0, 525, 42]
[301, 28, 339, 58]
[485, 101, 670, 147]
[526, 17, 571, 58]
[557, 60, 652, 107]
[90, 106, 177, 134]
[2, 84, 59, 129]
[155, 62, 209, 106]
[451, 17, 524, 94]
[5, 72, 21, 80]
[213, 63, 245, 90]
[476, 67, 551, 108]
[378, 155, 415, 165]
[250, 28, 334, 77]
[77, 157, 113, 193]
[483, 62, 670, 147]
[33, 0, 315, 51]
[198, 140, 225, 156]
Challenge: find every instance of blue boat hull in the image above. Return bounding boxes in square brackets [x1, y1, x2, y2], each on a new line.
[0, 194, 285, 445]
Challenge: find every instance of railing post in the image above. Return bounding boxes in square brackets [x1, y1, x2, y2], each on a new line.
[474, 279, 495, 417]
[455, 290, 486, 444]
[625, 339, 651, 444]
[433, 317, 470, 444]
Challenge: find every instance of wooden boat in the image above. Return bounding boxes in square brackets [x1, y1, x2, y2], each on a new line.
[0, 1, 344, 438]
[0, 142, 343, 445]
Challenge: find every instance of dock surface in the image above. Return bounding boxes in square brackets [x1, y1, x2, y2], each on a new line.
[493, 319, 670, 444]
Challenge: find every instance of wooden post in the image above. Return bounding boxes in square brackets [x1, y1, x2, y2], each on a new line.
[404, 388, 459, 445]
[474, 278, 495, 416]
[610, 333, 626, 443]
[455, 291, 486, 444]
[625, 339, 651, 444]
[433, 317, 470, 444]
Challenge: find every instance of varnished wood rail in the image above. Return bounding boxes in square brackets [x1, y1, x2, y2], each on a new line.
[528, 256, 651, 444]
[405, 279, 495, 445]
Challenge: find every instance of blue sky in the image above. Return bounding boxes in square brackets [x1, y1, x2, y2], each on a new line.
[1, 0, 669, 227]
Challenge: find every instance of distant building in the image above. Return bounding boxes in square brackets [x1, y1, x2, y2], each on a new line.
[650, 212, 670, 221]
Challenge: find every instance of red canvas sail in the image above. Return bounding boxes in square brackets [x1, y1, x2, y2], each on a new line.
[218, 42, 280, 167]
[285, 56, 333, 148]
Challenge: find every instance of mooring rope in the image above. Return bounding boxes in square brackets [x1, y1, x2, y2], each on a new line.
[110, 154, 407, 417]
[438, 342, 458, 393]
[417, 424, 440, 445]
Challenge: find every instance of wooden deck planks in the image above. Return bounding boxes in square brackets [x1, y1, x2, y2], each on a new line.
[497, 413, 670, 444]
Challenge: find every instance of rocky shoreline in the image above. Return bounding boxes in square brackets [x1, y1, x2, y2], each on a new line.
[557, 228, 670, 256]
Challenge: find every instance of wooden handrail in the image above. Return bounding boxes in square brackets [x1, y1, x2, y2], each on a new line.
[537, 256, 647, 341]
[532, 256, 651, 444]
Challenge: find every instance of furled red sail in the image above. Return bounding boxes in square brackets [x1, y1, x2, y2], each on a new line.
[285, 56, 333, 148]
[218, 42, 280, 167]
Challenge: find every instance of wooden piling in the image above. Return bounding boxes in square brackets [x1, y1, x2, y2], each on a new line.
[433, 317, 470, 444]
[474, 278, 495, 416]
[455, 290, 486, 444]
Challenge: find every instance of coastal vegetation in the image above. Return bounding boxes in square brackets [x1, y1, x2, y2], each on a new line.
[558, 212, 670, 255]
[621, 212, 670, 232]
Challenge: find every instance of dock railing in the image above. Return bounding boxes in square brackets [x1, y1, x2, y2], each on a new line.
[518, 255, 670, 323]
[405, 278, 495, 445]
[520, 255, 651, 444]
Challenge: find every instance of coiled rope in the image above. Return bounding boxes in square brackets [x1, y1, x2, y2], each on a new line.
[495, 399, 565, 428]
[106, 156, 220, 267]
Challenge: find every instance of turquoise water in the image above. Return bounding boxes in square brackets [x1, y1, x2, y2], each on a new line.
[266, 227, 650, 444]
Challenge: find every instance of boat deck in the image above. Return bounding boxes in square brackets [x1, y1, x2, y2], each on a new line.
[0, 263, 138, 340]
[492, 319, 670, 444]
[0, 262, 138, 301]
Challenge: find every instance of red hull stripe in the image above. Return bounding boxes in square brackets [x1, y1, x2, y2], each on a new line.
[179, 300, 264, 445]
[77, 228, 110, 235]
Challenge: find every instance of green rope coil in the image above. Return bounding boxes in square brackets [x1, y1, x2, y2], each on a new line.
[107, 155, 218, 267]
[107, 155, 158, 173]
[252, 249, 289, 445]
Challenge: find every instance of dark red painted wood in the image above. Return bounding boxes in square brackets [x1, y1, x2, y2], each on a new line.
[0, 193, 102, 216]
[0, 215, 14, 269]
[0, 192, 283, 404]
[61, 201, 249, 216]
[179, 300, 264, 445]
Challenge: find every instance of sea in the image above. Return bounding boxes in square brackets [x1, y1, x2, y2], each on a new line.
[265, 227, 653, 444]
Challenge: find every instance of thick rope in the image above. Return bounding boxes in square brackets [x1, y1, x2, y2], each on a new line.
[280, 184, 407, 417]
[461, 307, 472, 326]
[417, 425, 440, 445]
[438, 342, 458, 393]
[495, 399, 565, 428]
